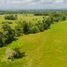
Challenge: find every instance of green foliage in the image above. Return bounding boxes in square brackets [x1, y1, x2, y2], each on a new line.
[0, 23, 15, 47]
[15, 21, 23, 36]
[5, 48, 22, 60]
[42, 17, 53, 29]
[0, 11, 67, 67]
[36, 21, 44, 32]
[22, 21, 30, 34]
[61, 15, 66, 21]
[0, 11, 67, 47]
[0, 32, 3, 47]
[2, 24, 15, 44]
[4, 14, 17, 20]
[30, 25, 40, 33]
[13, 48, 23, 58]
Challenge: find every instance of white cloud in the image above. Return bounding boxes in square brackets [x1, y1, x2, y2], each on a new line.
[54, 0, 64, 3]
[0, 0, 67, 10]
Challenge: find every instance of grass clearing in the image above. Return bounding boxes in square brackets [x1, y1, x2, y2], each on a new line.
[0, 20, 67, 67]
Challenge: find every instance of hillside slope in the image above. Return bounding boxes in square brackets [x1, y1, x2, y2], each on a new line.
[0, 21, 67, 67]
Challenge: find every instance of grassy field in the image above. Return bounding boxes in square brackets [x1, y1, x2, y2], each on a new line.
[0, 19, 67, 67]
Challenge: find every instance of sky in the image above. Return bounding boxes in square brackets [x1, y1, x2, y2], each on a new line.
[0, 0, 67, 10]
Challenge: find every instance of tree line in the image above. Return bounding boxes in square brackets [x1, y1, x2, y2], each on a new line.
[0, 12, 66, 47]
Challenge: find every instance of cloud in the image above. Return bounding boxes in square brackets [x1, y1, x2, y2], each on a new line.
[52, 0, 64, 4]
[0, 0, 67, 10]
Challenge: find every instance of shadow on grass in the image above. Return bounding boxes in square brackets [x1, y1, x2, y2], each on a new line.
[9, 52, 26, 61]
[7, 48, 26, 61]
[14, 52, 26, 59]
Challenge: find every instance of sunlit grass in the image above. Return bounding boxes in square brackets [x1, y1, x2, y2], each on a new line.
[0, 20, 67, 67]
[0, 14, 67, 67]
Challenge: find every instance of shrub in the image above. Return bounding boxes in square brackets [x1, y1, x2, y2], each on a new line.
[4, 15, 17, 20]
[36, 21, 44, 32]
[2, 23, 15, 44]
[2, 21, 13, 24]
[13, 48, 22, 58]
[15, 22, 23, 36]
[61, 15, 66, 21]
[30, 25, 40, 33]
[53, 17, 60, 22]
[42, 17, 52, 29]
[0, 32, 3, 47]
[22, 21, 30, 34]
[5, 48, 16, 59]
[5, 48, 22, 60]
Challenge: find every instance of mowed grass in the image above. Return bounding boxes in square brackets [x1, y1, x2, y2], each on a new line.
[0, 19, 67, 67]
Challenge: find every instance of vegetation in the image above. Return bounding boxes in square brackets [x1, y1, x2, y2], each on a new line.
[0, 11, 67, 46]
[5, 48, 22, 60]
[4, 15, 17, 20]
[0, 23, 15, 47]
[0, 10, 67, 67]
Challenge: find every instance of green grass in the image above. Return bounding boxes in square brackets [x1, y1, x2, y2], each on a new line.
[0, 20, 67, 67]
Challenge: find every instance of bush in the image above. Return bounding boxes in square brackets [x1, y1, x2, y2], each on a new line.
[0, 32, 3, 47]
[5, 48, 22, 60]
[22, 21, 30, 34]
[13, 48, 22, 58]
[53, 17, 60, 22]
[30, 25, 40, 33]
[36, 21, 44, 32]
[15, 22, 23, 36]
[4, 15, 17, 20]
[42, 17, 52, 29]
[2, 21, 13, 24]
[2, 23, 15, 44]
[61, 15, 66, 21]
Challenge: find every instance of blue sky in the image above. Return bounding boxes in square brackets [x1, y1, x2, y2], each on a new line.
[0, 0, 67, 10]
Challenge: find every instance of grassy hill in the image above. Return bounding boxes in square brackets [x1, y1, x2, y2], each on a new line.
[0, 20, 67, 67]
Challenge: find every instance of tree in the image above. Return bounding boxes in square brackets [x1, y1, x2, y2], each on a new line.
[30, 25, 40, 33]
[2, 23, 15, 44]
[15, 22, 23, 36]
[22, 21, 30, 34]
[36, 21, 44, 32]
[0, 32, 3, 47]
[61, 15, 66, 21]
[42, 17, 52, 29]
[4, 15, 17, 20]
